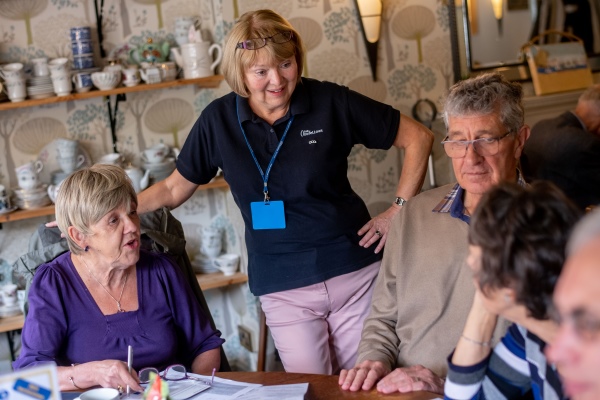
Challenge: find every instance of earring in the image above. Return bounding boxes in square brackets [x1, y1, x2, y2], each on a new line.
[84, 246, 89, 252]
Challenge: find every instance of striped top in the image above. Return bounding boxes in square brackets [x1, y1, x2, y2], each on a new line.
[444, 324, 566, 400]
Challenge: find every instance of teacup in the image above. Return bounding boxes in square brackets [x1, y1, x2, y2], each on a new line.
[1, 284, 18, 306]
[72, 71, 93, 93]
[122, 68, 140, 87]
[80, 388, 120, 400]
[3, 79, 26, 102]
[55, 138, 80, 158]
[97, 153, 124, 165]
[143, 143, 169, 164]
[200, 226, 222, 259]
[15, 161, 44, 190]
[214, 253, 240, 276]
[71, 40, 93, 56]
[31, 58, 49, 77]
[49, 57, 70, 74]
[73, 54, 94, 70]
[57, 154, 85, 174]
[0, 63, 25, 81]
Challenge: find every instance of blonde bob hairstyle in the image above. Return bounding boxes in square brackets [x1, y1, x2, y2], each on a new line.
[221, 9, 305, 97]
[55, 164, 137, 255]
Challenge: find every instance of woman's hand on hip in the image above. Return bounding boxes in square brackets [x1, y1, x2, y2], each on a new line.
[358, 205, 402, 253]
[339, 360, 390, 391]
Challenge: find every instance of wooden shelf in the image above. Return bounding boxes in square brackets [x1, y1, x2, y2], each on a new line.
[0, 75, 224, 111]
[0, 177, 229, 224]
[0, 271, 247, 333]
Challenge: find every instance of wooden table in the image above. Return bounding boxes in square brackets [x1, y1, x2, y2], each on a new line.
[217, 372, 439, 400]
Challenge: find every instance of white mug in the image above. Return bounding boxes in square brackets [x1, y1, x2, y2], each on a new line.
[200, 226, 222, 259]
[80, 388, 120, 400]
[31, 58, 49, 77]
[214, 253, 240, 276]
[15, 160, 44, 190]
[51, 73, 73, 96]
[3, 79, 26, 102]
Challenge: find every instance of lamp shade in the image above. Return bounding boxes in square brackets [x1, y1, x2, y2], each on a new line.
[356, 0, 383, 43]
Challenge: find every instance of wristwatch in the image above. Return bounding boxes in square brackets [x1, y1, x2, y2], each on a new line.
[394, 196, 407, 207]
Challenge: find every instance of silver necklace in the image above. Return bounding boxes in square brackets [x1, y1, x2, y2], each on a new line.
[79, 256, 129, 313]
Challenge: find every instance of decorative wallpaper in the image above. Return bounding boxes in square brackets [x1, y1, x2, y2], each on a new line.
[0, 0, 455, 371]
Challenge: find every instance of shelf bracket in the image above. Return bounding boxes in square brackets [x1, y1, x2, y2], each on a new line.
[105, 93, 126, 153]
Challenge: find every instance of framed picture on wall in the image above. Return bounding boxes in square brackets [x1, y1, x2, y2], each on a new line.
[507, 0, 528, 11]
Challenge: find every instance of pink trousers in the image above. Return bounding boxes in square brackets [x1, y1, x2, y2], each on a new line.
[259, 261, 380, 374]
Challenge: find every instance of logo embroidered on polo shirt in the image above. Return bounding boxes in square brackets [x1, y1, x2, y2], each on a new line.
[300, 129, 323, 137]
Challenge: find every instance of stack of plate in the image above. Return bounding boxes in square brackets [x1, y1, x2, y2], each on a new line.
[0, 303, 21, 318]
[26, 75, 54, 99]
[144, 157, 176, 185]
[12, 184, 52, 209]
[191, 254, 219, 274]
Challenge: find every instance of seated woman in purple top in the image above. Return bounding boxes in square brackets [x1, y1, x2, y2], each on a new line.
[13, 164, 224, 392]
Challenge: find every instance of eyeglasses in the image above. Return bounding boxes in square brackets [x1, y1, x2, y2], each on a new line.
[441, 130, 515, 158]
[236, 31, 293, 50]
[139, 364, 213, 386]
[551, 308, 600, 341]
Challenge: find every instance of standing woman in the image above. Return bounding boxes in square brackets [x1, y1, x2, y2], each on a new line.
[137, 9, 433, 374]
[444, 182, 581, 399]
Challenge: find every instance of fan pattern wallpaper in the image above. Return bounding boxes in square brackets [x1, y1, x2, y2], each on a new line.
[0, 0, 454, 370]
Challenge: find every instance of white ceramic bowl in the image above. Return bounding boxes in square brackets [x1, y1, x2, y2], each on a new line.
[91, 71, 121, 91]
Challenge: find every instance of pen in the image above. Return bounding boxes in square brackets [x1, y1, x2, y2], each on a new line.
[127, 345, 133, 395]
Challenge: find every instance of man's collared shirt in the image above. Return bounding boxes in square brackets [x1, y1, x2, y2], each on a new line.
[432, 171, 527, 224]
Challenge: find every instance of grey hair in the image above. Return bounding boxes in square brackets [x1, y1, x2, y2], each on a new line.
[567, 208, 600, 256]
[443, 73, 525, 133]
[55, 164, 137, 254]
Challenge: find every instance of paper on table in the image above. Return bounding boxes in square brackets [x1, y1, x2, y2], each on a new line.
[236, 383, 308, 400]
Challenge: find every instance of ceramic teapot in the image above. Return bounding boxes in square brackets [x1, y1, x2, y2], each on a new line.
[124, 165, 151, 193]
[139, 66, 161, 84]
[129, 38, 170, 66]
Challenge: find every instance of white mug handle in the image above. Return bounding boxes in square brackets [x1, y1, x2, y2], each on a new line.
[34, 160, 44, 174]
[209, 44, 223, 73]
[76, 154, 85, 169]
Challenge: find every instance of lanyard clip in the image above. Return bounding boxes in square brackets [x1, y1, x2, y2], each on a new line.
[264, 191, 270, 204]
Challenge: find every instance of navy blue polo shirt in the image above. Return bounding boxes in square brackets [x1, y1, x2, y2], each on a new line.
[177, 78, 400, 295]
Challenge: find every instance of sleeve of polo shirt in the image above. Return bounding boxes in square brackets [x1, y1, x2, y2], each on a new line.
[345, 87, 400, 150]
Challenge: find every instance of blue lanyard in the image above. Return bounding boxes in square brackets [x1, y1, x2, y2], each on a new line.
[236, 98, 295, 203]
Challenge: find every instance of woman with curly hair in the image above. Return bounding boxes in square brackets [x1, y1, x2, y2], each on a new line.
[444, 181, 581, 400]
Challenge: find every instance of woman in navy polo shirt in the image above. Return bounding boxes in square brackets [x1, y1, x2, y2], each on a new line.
[138, 9, 434, 374]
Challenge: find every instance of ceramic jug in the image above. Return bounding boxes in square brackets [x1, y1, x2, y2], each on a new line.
[124, 165, 151, 193]
[129, 38, 170, 66]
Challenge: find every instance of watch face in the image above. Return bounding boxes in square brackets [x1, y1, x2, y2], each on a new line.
[395, 197, 406, 206]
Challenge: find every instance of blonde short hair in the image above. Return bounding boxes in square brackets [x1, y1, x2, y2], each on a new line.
[55, 164, 137, 254]
[221, 9, 305, 97]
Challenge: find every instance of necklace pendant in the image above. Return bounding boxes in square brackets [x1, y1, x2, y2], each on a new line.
[117, 302, 124, 313]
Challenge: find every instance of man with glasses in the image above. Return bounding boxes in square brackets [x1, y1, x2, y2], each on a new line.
[547, 209, 600, 400]
[340, 73, 530, 395]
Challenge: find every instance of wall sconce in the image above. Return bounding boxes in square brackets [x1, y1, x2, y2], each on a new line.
[354, 0, 383, 81]
[490, 0, 503, 35]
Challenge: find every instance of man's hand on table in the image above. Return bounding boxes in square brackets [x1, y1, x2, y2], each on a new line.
[376, 365, 444, 395]
[338, 360, 390, 391]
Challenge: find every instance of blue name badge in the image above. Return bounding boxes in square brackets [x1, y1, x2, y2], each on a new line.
[251, 200, 286, 230]
[13, 379, 52, 400]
